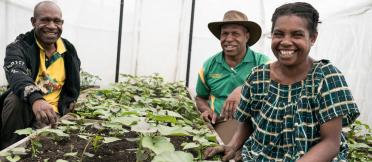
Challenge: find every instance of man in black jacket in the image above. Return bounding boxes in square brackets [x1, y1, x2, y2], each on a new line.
[0, 1, 80, 149]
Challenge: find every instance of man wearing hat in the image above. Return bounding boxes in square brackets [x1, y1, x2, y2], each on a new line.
[195, 10, 269, 144]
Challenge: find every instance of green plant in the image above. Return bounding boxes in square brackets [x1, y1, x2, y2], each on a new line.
[0, 147, 27, 162]
[346, 120, 372, 162]
[14, 128, 42, 158]
[80, 70, 101, 90]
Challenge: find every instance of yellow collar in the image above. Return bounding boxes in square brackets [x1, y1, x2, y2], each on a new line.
[36, 38, 67, 54]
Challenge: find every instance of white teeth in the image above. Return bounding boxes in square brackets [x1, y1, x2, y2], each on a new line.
[280, 50, 294, 56]
[225, 45, 235, 50]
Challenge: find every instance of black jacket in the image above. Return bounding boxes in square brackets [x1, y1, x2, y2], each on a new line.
[0, 30, 80, 115]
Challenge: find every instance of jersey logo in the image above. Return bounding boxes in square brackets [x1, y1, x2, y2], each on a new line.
[209, 73, 222, 79]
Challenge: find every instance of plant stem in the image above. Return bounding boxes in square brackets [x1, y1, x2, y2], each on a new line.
[80, 137, 93, 162]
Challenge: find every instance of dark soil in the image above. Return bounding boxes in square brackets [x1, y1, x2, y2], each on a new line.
[19, 127, 196, 162]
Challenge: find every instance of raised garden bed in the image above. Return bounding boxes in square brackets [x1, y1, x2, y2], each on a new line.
[0, 74, 223, 162]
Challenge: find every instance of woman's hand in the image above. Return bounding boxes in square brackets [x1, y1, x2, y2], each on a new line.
[204, 145, 238, 162]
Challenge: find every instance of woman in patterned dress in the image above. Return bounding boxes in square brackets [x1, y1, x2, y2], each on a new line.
[204, 2, 359, 162]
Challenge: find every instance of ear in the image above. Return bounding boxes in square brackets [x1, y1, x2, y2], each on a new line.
[245, 32, 250, 42]
[310, 32, 318, 44]
[31, 17, 36, 27]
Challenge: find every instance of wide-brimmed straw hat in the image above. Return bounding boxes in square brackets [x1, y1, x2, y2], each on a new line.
[208, 10, 262, 46]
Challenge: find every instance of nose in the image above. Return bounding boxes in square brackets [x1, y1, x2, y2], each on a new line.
[224, 33, 234, 42]
[46, 22, 58, 28]
[280, 35, 292, 47]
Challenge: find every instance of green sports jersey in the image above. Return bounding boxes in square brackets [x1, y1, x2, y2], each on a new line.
[196, 48, 270, 116]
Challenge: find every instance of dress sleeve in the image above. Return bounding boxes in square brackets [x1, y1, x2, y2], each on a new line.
[317, 64, 360, 126]
[235, 72, 254, 122]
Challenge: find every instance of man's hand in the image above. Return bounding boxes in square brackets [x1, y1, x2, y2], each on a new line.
[204, 145, 238, 162]
[201, 109, 218, 124]
[221, 87, 242, 121]
[32, 99, 58, 127]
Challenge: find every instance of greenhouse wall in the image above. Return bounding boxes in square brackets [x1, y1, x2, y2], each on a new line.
[0, 0, 371, 125]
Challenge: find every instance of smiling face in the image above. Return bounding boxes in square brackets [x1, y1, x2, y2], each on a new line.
[220, 24, 249, 58]
[31, 3, 63, 48]
[271, 15, 317, 67]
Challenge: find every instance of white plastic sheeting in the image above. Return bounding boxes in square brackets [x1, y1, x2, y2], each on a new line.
[0, 0, 371, 125]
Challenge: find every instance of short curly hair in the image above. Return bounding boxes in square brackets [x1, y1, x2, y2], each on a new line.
[271, 2, 321, 36]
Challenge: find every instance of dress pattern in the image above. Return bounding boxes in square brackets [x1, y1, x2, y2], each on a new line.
[235, 60, 359, 162]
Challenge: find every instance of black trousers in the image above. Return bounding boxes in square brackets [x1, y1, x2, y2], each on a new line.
[0, 93, 35, 150]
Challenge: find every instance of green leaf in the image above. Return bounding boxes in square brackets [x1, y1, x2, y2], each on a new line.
[141, 136, 175, 154]
[6, 155, 21, 162]
[93, 109, 111, 119]
[182, 142, 200, 150]
[64, 152, 78, 157]
[152, 151, 193, 162]
[131, 121, 157, 133]
[0, 151, 11, 157]
[103, 137, 121, 143]
[182, 126, 200, 134]
[193, 136, 216, 146]
[14, 128, 33, 135]
[39, 128, 69, 137]
[78, 135, 89, 140]
[111, 116, 140, 126]
[159, 110, 183, 118]
[11, 147, 27, 155]
[158, 125, 190, 136]
[349, 143, 370, 149]
[101, 122, 123, 130]
[60, 119, 76, 125]
[205, 133, 217, 142]
[148, 114, 177, 124]
[56, 159, 69, 162]
[120, 111, 140, 116]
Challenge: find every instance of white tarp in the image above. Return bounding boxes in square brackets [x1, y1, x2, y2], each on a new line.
[0, 0, 371, 125]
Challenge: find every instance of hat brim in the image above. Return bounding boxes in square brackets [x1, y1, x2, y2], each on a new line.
[208, 21, 262, 46]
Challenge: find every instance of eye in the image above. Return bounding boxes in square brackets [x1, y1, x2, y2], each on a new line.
[272, 31, 283, 38]
[232, 32, 240, 37]
[39, 18, 51, 24]
[292, 32, 304, 38]
[38, 17, 63, 25]
[220, 32, 228, 37]
[53, 19, 63, 25]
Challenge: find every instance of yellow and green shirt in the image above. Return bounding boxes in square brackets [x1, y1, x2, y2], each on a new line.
[35, 38, 66, 112]
[196, 48, 270, 116]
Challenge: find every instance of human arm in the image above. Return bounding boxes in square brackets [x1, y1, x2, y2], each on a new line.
[297, 116, 342, 162]
[221, 86, 241, 120]
[204, 79, 254, 161]
[297, 62, 360, 161]
[195, 62, 218, 124]
[196, 96, 217, 124]
[4, 42, 44, 104]
[204, 121, 252, 161]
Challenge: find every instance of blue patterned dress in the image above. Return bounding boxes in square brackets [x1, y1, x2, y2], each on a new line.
[235, 60, 359, 162]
